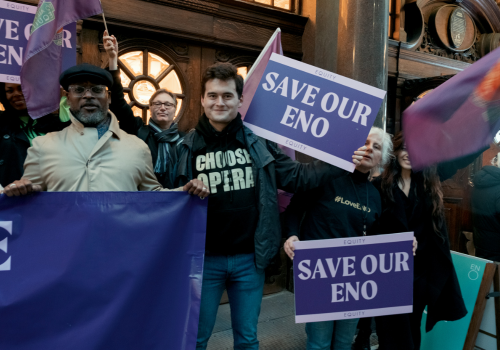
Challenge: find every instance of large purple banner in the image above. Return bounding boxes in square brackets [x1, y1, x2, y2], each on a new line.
[0, 192, 206, 350]
[293, 232, 414, 323]
[0, 1, 76, 84]
[244, 53, 386, 172]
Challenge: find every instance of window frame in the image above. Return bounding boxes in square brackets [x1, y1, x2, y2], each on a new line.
[240, 0, 295, 12]
[115, 41, 188, 124]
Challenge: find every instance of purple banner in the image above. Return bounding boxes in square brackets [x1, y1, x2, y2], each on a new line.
[0, 1, 76, 84]
[0, 192, 206, 350]
[244, 53, 386, 172]
[293, 232, 414, 323]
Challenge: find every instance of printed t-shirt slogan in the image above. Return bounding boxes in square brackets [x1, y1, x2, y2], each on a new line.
[243, 53, 386, 172]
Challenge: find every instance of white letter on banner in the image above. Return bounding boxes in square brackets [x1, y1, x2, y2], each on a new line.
[338, 97, 357, 119]
[301, 85, 320, 106]
[293, 110, 314, 133]
[298, 260, 311, 280]
[395, 252, 410, 272]
[379, 253, 393, 273]
[262, 72, 279, 91]
[7, 46, 22, 65]
[331, 283, 345, 302]
[280, 105, 298, 127]
[273, 76, 288, 97]
[352, 103, 371, 126]
[0, 19, 4, 33]
[291, 80, 307, 100]
[24, 24, 31, 40]
[5, 20, 19, 40]
[62, 29, 72, 48]
[0, 45, 6, 64]
[325, 257, 342, 278]
[343, 256, 356, 276]
[312, 259, 327, 279]
[361, 255, 378, 275]
[345, 282, 360, 301]
[0, 221, 13, 271]
[321, 92, 340, 113]
[361, 280, 378, 300]
[311, 118, 329, 138]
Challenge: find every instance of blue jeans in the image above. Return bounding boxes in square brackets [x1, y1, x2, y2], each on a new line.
[196, 253, 265, 350]
[305, 318, 359, 350]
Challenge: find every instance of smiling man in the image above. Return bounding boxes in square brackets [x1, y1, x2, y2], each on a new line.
[173, 63, 342, 350]
[103, 32, 184, 189]
[3, 64, 207, 197]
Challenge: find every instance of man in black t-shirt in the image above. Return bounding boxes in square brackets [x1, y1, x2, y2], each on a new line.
[174, 63, 339, 349]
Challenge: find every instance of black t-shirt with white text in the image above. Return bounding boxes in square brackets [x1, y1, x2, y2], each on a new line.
[193, 114, 259, 255]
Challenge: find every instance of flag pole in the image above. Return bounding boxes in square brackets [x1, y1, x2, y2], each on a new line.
[99, 0, 109, 34]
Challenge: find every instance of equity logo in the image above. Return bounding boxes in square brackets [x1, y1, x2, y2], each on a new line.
[31, 0, 55, 34]
[0, 221, 12, 271]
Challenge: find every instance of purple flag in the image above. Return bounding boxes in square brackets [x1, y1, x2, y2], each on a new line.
[240, 28, 283, 120]
[403, 47, 500, 169]
[21, 0, 102, 119]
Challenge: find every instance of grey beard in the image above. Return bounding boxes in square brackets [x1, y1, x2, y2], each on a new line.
[72, 107, 108, 127]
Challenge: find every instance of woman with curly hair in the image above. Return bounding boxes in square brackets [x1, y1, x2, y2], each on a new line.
[373, 131, 467, 350]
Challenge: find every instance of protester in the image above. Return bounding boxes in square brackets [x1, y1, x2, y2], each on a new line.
[3, 63, 207, 198]
[103, 31, 183, 188]
[0, 82, 70, 187]
[471, 152, 500, 261]
[283, 127, 392, 350]
[173, 62, 341, 349]
[373, 132, 467, 350]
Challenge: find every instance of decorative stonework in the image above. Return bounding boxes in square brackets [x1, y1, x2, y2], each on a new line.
[417, 24, 479, 63]
[215, 48, 257, 66]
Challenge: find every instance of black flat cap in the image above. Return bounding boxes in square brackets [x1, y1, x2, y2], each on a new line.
[59, 63, 113, 91]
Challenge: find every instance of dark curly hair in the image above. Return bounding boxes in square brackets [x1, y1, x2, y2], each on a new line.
[201, 62, 244, 98]
[381, 131, 445, 238]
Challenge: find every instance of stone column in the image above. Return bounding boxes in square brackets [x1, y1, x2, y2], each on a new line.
[336, 0, 389, 129]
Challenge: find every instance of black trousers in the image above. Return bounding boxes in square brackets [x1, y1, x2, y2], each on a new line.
[375, 277, 428, 350]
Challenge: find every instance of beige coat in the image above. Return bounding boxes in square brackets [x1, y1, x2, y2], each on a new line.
[23, 111, 172, 192]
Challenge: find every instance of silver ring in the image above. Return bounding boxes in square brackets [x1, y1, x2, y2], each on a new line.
[9, 184, 16, 188]
[203, 187, 207, 190]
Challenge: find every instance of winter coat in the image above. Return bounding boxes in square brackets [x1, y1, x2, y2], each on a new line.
[173, 114, 338, 270]
[109, 70, 184, 189]
[472, 166, 500, 261]
[372, 174, 467, 332]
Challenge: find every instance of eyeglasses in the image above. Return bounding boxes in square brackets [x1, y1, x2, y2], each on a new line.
[68, 85, 107, 97]
[151, 101, 176, 109]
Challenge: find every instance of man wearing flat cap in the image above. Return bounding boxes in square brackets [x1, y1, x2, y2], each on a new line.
[3, 63, 208, 197]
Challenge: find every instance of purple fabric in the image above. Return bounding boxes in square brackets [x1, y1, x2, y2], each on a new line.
[403, 47, 500, 169]
[21, 0, 102, 119]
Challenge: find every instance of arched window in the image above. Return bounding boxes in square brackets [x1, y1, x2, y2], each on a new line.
[118, 49, 185, 123]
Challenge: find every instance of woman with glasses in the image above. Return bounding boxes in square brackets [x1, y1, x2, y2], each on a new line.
[103, 31, 184, 189]
[0, 82, 70, 188]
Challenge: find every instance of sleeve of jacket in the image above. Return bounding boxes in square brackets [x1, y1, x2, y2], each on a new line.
[438, 146, 489, 181]
[109, 69, 144, 135]
[138, 146, 164, 191]
[283, 188, 319, 239]
[22, 138, 46, 191]
[267, 141, 347, 193]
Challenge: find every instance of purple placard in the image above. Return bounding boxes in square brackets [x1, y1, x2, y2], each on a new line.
[0, 0, 76, 84]
[293, 232, 414, 323]
[244, 53, 386, 172]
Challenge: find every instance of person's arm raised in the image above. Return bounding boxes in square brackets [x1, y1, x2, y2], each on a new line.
[103, 31, 144, 135]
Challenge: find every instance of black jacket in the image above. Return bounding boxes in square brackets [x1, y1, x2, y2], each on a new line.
[0, 82, 70, 187]
[174, 114, 339, 270]
[373, 174, 467, 332]
[285, 170, 381, 240]
[472, 166, 500, 261]
[109, 70, 184, 188]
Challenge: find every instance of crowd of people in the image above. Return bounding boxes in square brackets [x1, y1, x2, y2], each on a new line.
[0, 32, 494, 350]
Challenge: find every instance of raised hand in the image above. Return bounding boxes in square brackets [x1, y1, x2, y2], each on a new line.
[103, 30, 118, 70]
